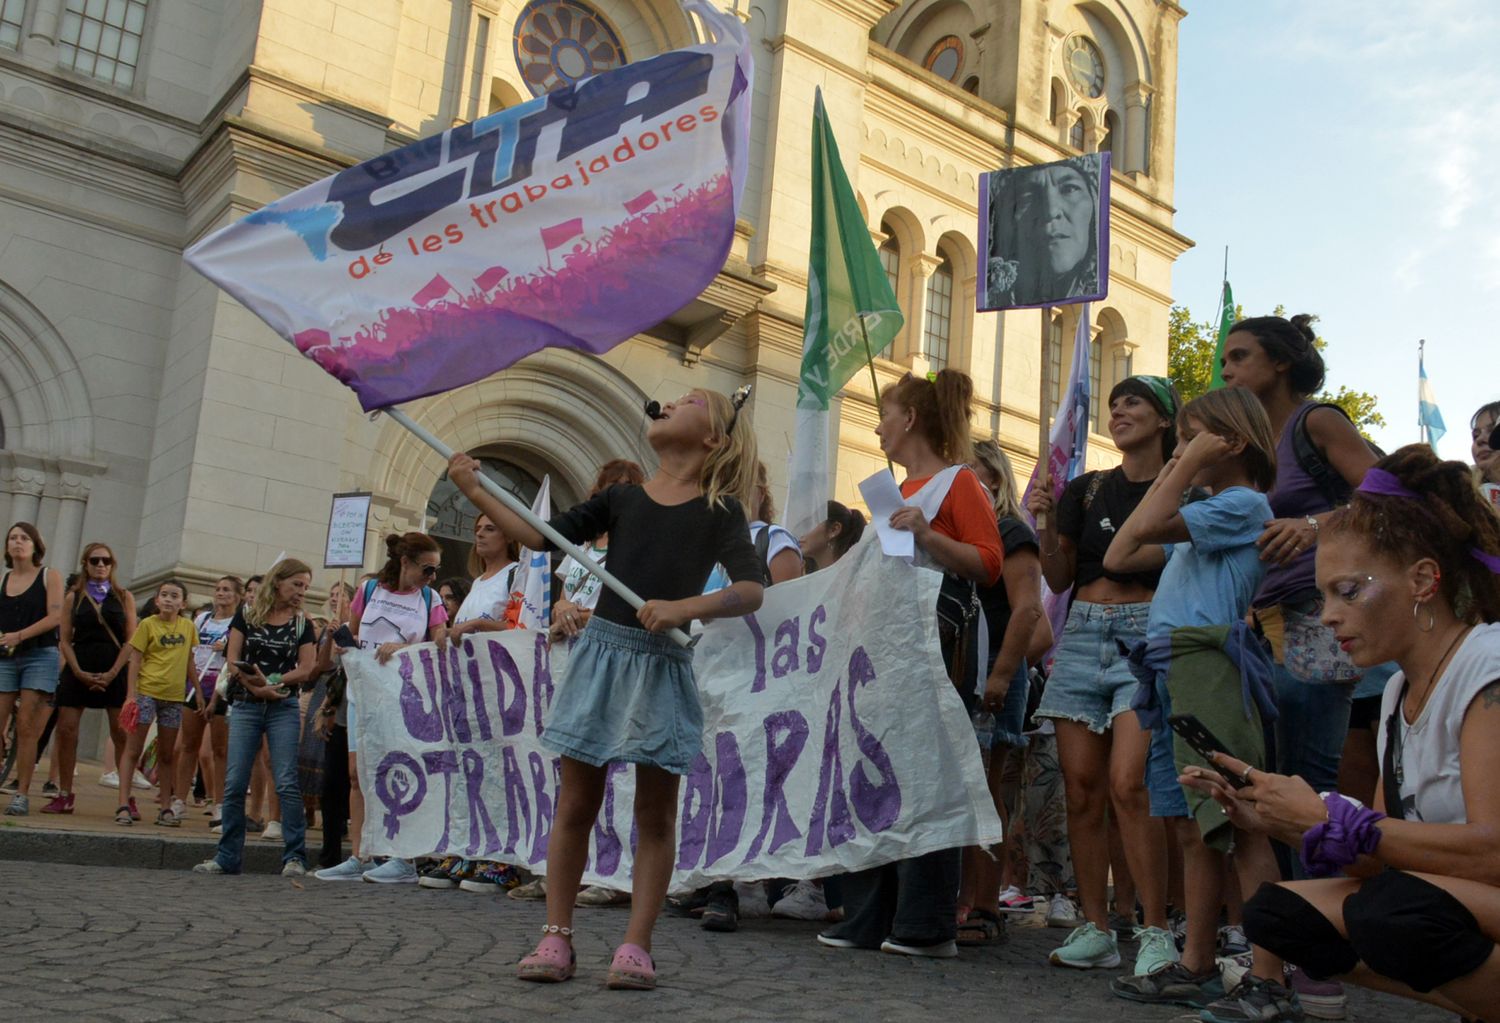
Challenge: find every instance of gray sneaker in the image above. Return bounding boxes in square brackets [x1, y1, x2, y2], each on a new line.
[281, 860, 308, 878]
[1112, 961, 1226, 1007]
[1200, 976, 1305, 1023]
[192, 860, 227, 874]
[314, 856, 368, 881]
[4, 794, 28, 816]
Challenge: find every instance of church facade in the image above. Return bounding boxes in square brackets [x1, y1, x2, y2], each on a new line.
[0, 0, 1189, 596]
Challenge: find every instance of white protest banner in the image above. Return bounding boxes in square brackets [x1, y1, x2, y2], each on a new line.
[324, 492, 372, 569]
[347, 539, 1000, 889]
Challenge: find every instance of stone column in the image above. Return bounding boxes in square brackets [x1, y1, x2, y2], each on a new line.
[7, 455, 46, 525]
[1123, 82, 1153, 175]
[908, 253, 941, 372]
[51, 466, 94, 572]
[23, 0, 60, 61]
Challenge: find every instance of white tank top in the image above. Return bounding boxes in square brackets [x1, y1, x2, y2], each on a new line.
[1378, 622, 1500, 824]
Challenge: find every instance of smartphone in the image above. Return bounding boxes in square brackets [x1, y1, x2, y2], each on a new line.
[1168, 714, 1249, 790]
[235, 660, 258, 676]
[332, 624, 357, 649]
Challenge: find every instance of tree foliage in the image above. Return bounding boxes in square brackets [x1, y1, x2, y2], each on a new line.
[1167, 304, 1386, 438]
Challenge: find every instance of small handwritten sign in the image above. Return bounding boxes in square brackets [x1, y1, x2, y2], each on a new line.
[324, 492, 372, 569]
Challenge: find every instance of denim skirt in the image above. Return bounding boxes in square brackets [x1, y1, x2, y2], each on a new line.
[542, 617, 701, 775]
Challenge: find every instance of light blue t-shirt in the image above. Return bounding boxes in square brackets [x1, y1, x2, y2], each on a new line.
[1147, 486, 1273, 640]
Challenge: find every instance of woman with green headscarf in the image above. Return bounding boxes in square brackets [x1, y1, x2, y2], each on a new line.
[1024, 374, 1182, 978]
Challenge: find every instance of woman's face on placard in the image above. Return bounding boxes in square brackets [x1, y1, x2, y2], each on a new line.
[1017, 165, 1093, 276]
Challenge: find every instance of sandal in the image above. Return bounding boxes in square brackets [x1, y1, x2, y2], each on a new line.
[517, 929, 575, 983]
[115, 805, 133, 826]
[606, 943, 656, 991]
[956, 909, 1006, 947]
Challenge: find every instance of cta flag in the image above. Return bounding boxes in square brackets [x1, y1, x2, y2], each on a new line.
[1210, 280, 1234, 389]
[785, 88, 903, 537]
[1420, 345, 1446, 452]
[184, 2, 752, 412]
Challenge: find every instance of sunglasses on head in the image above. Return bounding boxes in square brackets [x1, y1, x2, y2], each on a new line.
[88, 556, 113, 566]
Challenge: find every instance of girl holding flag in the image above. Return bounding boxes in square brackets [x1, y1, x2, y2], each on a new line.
[448, 387, 764, 991]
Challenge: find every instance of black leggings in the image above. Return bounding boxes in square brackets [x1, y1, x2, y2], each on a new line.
[318, 724, 349, 869]
[1244, 873, 1495, 994]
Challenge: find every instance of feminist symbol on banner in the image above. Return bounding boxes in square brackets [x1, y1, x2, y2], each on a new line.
[376, 752, 427, 839]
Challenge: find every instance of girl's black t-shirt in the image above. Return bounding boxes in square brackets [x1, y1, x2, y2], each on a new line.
[230, 610, 315, 677]
[546, 485, 762, 629]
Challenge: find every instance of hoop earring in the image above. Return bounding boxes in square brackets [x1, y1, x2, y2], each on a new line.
[1413, 601, 1436, 633]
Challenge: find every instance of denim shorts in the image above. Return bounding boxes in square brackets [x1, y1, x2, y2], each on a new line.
[136, 695, 184, 730]
[1145, 721, 1190, 818]
[0, 645, 60, 694]
[1034, 601, 1150, 734]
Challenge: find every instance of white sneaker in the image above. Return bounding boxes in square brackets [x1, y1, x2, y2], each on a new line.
[314, 856, 368, 881]
[261, 821, 283, 841]
[734, 880, 772, 918]
[170, 798, 187, 820]
[282, 860, 308, 878]
[772, 880, 830, 921]
[99, 770, 120, 788]
[132, 770, 154, 791]
[1045, 893, 1083, 929]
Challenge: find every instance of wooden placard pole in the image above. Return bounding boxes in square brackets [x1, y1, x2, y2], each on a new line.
[1036, 306, 1053, 530]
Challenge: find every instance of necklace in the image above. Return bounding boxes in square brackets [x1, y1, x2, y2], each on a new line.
[656, 466, 697, 484]
[1406, 623, 1472, 722]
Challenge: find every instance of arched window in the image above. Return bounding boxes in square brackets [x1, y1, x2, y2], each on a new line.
[923, 255, 954, 371]
[1102, 110, 1120, 157]
[962, 76, 979, 96]
[1089, 335, 1103, 430]
[426, 456, 542, 574]
[922, 36, 963, 83]
[1069, 113, 1085, 150]
[878, 225, 901, 358]
[1050, 79, 1065, 124]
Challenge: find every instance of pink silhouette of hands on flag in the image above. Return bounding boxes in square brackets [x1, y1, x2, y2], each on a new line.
[541, 217, 585, 251]
[474, 265, 509, 291]
[412, 274, 456, 306]
[623, 190, 658, 216]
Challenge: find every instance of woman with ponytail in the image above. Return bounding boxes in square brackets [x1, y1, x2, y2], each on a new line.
[1182, 446, 1500, 1022]
[314, 532, 447, 884]
[799, 501, 867, 572]
[817, 368, 1003, 959]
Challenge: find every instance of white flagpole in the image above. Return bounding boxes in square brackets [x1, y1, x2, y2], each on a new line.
[382, 408, 693, 648]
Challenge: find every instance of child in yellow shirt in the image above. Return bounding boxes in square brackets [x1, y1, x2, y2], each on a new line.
[111, 580, 200, 827]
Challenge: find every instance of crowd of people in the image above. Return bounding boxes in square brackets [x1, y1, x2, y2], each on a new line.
[1, 313, 1497, 1018]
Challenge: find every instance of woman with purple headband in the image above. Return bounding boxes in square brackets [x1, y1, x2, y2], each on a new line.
[1180, 445, 1500, 1022]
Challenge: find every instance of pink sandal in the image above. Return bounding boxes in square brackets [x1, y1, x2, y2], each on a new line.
[606, 943, 656, 990]
[517, 927, 575, 983]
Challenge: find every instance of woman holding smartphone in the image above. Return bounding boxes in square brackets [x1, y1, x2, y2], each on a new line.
[193, 559, 318, 876]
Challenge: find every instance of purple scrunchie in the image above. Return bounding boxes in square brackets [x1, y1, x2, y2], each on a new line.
[1300, 793, 1386, 878]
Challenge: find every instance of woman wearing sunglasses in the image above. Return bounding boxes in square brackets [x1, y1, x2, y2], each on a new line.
[314, 531, 448, 884]
[46, 543, 138, 814]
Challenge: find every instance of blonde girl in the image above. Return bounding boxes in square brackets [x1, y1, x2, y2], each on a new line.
[449, 386, 764, 990]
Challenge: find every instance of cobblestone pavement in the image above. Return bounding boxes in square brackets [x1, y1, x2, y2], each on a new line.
[3, 861, 1449, 1023]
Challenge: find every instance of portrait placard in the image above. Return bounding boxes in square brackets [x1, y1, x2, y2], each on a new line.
[978, 153, 1110, 311]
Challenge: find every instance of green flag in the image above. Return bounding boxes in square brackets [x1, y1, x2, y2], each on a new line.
[786, 89, 903, 534]
[1209, 280, 1234, 389]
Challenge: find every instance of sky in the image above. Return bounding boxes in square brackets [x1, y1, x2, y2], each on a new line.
[1171, 0, 1500, 462]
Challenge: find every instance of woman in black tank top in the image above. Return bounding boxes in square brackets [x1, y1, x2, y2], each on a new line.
[1, 522, 65, 816]
[50, 543, 138, 813]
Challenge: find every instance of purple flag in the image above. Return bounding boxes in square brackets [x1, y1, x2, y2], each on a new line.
[183, 2, 752, 412]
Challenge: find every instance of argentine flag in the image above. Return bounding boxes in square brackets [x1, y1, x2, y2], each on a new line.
[1419, 349, 1446, 453]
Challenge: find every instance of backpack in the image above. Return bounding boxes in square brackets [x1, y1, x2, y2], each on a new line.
[753, 527, 774, 586]
[1290, 403, 1385, 507]
[360, 578, 437, 640]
